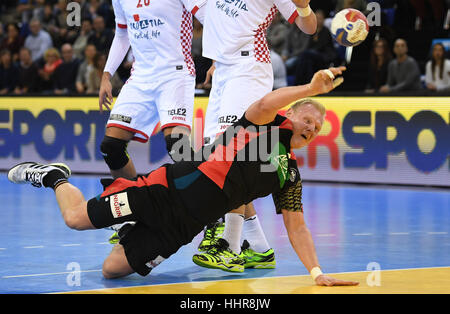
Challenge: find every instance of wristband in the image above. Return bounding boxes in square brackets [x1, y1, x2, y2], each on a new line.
[297, 5, 312, 17]
[310, 267, 323, 280]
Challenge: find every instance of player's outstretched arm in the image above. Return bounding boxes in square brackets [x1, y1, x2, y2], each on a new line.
[245, 66, 346, 125]
[292, 0, 317, 35]
[282, 209, 359, 286]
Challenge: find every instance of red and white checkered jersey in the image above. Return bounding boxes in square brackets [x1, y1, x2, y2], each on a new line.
[112, 0, 205, 79]
[202, 0, 298, 64]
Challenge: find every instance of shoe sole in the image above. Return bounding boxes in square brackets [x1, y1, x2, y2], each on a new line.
[192, 256, 244, 273]
[244, 261, 276, 269]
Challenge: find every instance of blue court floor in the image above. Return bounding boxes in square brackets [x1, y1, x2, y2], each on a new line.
[0, 174, 449, 293]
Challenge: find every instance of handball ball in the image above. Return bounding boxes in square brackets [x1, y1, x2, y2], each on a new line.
[331, 9, 369, 47]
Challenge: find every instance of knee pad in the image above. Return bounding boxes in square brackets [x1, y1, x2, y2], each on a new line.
[100, 136, 130, 170]
[164, 133, 194, 162]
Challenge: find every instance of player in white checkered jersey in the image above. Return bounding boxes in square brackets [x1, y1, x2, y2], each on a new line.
[99, 0, 206, 243]
[195, 0, 317, 271]
[99, 0, 207, 184]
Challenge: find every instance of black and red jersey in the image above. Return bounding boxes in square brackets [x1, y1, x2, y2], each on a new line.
[196, 113, 303, 214]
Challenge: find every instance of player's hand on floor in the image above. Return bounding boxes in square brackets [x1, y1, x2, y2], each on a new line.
[315, 274, 359, 286]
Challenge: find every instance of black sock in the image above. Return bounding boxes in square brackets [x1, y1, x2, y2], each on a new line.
[43, 170, 68, 190]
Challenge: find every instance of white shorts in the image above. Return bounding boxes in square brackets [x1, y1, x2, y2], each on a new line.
[107, 73, 195, 143]
[203, 60, 273, 144]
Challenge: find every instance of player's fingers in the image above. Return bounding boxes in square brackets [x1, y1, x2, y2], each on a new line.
[332, 77, 344, 89]
[327, 66, 346, 78]
[331, 279, 359, 286]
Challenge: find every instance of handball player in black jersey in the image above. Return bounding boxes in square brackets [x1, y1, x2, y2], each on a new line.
[8, 66, 358, 286]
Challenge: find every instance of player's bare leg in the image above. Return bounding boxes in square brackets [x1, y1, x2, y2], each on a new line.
[54, 183, 95, 230]
[102, 244, 135, 279]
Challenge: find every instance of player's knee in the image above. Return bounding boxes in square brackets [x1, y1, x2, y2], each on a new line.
[100, 136, 130, 170]
[102, 249, 131, 279]
[63, 210, 85, 231]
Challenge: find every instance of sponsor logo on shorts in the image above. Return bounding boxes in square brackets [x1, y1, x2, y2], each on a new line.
[110, 192, 132, 218]
[109, 114, 132, 124]
[145, 255, 165, 269]
[218, 115, 238, 124]
[167, 108, 187, 117]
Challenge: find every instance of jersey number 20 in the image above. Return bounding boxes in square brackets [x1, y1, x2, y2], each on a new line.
[137, 0, 150, 8]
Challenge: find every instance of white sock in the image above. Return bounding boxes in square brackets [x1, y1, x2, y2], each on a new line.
[222, 213, 244, 254]
[242, 215, 271, 253]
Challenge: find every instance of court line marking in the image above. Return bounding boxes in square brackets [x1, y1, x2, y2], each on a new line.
[58, 265, 450, 294]
[389, 232, 410, 235]
[61, 244, 81, 247]
[428, 232, 448, 235]
[2, 269, 102, 279]
[352, 233, 373, 236]
[23, 246, 44, 249]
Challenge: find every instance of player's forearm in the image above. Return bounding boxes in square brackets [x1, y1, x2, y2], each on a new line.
[259, 83, 315, 113]
[294, 12, 317, 35]
[287, 224, 320, 272]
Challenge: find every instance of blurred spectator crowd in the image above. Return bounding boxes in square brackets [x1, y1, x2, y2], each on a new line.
[0, 0, 449, 96]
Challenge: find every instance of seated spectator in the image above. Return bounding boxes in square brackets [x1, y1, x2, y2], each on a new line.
[24, 18, 53, 61]
[281, 24, 310, 75]
[0, 23, 24, 61]
[409, 0, 446, 30]
[76, 44, 97, 94]
[380, 38, 422, 93]
[192, 18, 212, 89]
[267, 12, 289, 56]
[0, 49, 19, 94]
[87, 52, 123, 95]
[15, 47, 39, 94]
[38, 47, 62, 93]
[293, 10, 338, 85]
[73, 18, 94, 60]
[88, 16, 114, 54]
[365, 38, 393, 93]
[425, 42, 450, 91]
[271, 49, 287, 89]
[53, 43, 80, 94]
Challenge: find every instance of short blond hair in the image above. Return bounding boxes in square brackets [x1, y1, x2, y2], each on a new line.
[290, 98, 326, 116]
[44, 48, 60, 61]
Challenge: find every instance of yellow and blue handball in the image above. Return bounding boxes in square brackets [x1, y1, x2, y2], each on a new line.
[331, 8, 369, 47]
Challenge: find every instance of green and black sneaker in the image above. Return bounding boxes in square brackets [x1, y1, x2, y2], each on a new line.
[240, 240, 276, 269]
[197, 221, 225, 252]
[108, 232, 120, 244]
[193, 238, 245, 273]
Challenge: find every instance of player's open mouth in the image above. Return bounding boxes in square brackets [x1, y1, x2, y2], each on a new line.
[301, 134, 307, 140]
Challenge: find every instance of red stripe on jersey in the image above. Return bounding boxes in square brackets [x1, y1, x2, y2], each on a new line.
[101, 167, 168, 197]
[288, 10, 298, 24]
[191, 5, 199, 15]
[160, 122, 192, 132]
[106, 123, 149, 143]
[117, 23, 127, 29]
[279, 118, 294, 131]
